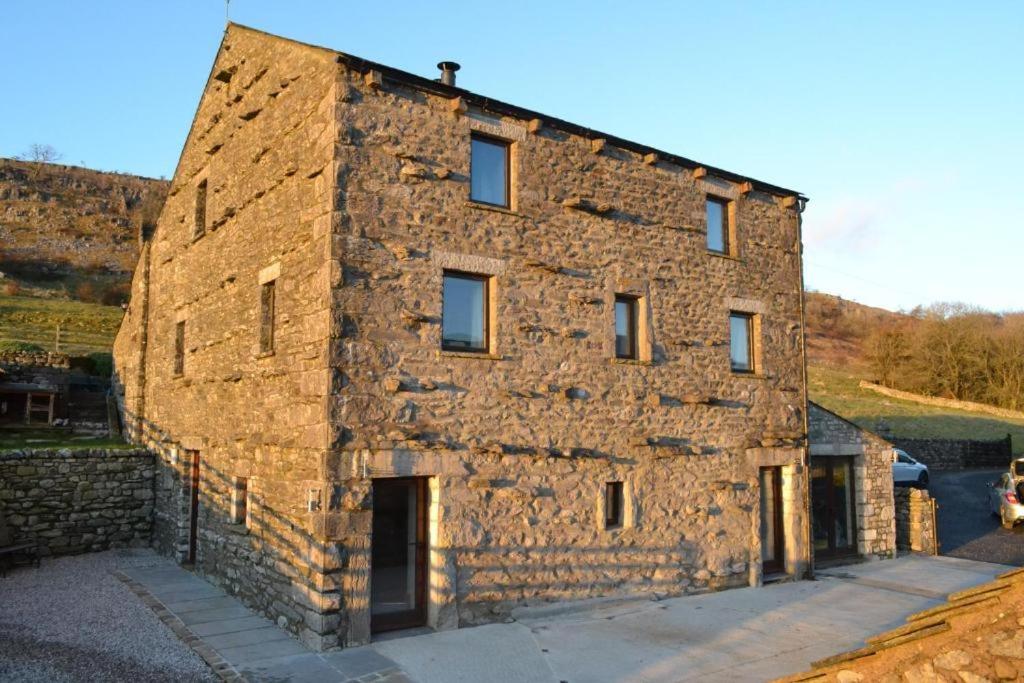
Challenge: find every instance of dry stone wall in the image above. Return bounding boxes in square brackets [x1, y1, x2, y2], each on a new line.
[891, 436, 1012, 471]
[894, 487, 938, 555]
[0, 448, 153, 555]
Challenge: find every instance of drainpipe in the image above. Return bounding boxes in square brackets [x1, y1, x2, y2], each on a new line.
[795, 197, 813, 579]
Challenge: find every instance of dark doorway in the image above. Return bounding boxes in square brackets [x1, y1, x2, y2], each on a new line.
[187, 450, 200, 565]
[759, 466, 786, 574]
[371, 477, 428, 633]
[811, 457, 858, 558]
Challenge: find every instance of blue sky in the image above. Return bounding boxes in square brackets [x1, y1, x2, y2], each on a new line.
[2, 1, 1021, 312]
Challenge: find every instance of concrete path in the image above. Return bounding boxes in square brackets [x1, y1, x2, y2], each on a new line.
[122, 554, 1010, 683]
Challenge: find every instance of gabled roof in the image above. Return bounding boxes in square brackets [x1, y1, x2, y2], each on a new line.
[227, 23, 806, 201]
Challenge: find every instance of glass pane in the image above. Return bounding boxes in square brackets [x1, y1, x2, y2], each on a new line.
[730, 315, 751, 371]
[706, 199, 726, 252]
[470, 137, 508, 206]
[371, 482, 417, 616]
[811, 464, 829, 551]
[615, 299, 634, 358]
[760, 468, 779, 563]
[833, 463, 855, 551]
[442, 274, 486, 350]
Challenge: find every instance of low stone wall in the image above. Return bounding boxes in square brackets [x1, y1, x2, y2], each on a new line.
[0, 350, 71, 369]
[895, 487, 938, 555]
[891, 436, 1012, 470]
[0, 448, 154, 555]
[860, 380, 1024, 421]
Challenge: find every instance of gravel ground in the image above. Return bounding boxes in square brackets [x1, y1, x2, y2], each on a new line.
[0, 548, 217, 682]
[930, 469, 1024, 567]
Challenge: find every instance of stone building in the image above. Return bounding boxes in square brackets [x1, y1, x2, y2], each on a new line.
[113, 23, 811, 649]
[807, 401, 897, 563]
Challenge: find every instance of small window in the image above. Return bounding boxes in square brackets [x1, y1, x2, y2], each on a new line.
[442, 271, 489, 352]
[174, 321, 186, 376]
[232, 477, 249, 526]
[706, 196, 730, 254]
[614, 295, 638, 359]
[729, 312, 754, 373]
[194, 179, 208, 239]
[470, 134, 510, 207]
[605, 482, 624, 529]
[260, 280, 275, 354]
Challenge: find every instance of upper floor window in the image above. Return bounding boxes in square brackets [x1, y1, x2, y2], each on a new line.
[174, 320, 186, 376]
[706, 195, 731, 255]
[193, 178, 208, 239]
[470, 134, 510, 207]
[605, 482, 624, 529]
[259, 280, 276, 354]
[729, 312, 755, 373]
[614, 295, 638, 359]
[442, 271, 489, 353]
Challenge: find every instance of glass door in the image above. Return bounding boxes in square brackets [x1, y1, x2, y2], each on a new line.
[811, 457, 858, 558]
[759, 467, 786, 574]
[371, 478, 428, 633]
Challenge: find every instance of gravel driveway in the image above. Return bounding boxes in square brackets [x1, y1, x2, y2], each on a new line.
[0, 548, 216, 682]
[930, 469, 1024, 566]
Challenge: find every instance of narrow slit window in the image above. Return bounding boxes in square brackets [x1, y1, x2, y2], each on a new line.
[614, 295, 638, 359]
[729, 312, 755, 373]
[442, 271, 489, 352]
[260, 280, 276, 354]
[706, 196, 730, 254]
[232, 477, 249, 526]
[174, 321, 186, 376]
[194, 179, 208, 239]
[605, 482, 624, 529]
[470, 134, 510, 207]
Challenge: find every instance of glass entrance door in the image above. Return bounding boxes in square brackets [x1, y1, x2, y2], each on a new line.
[811, 457, 858, 558]
[371, 478, 428, 633]
[759, 467, 786, 575]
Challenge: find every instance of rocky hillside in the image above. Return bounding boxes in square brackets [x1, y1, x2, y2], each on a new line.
[0, 158, 168, 303]
[804, 291, 907, 370]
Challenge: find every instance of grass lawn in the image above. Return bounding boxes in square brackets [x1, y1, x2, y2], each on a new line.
[0, 427, 131, 451]
[809, 365, 1024, 455]
[0, 294, 122, 355]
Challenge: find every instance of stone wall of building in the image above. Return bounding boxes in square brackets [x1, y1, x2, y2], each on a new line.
[808, 402, 896, 561]
[0, 448, 153, 555]
[891, 436, 1012, 470]
[894, 487, 939, 555]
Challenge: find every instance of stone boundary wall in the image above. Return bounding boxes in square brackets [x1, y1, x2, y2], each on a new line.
[0, 448, 154, 555]
[859, 380, 1024, 421]
[0, 351, 71, 369]
[892, 436, 1012, 470]
[778, 566, 1024, 682]
[894, 487, 938, 555]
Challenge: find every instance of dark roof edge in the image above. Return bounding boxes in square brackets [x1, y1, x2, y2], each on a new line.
[228, 22, 806, 200]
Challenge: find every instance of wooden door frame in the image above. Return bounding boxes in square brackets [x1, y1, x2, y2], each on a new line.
[370, 477, 428, 634]
[812, 456, 859, 559]
[760, 466, 786, 575]
[187, 450, 200, 565]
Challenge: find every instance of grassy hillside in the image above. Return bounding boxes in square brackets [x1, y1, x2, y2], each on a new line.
[0, 294, 122, 354]
[809, 365, 1024, 455]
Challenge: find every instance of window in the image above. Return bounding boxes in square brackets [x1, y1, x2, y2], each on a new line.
[231, 477, 249, 526]
[729, 312, 755, 373]
[605, 482, 624, 529]
[193, 179, 208, 239]
[442, 271, 489, 352]
[259, 280, 275, 354]
[470, 134, 510, 207]
[174, 321, 186, 376]
[706, 196, 730, 254]
[614, 295, 638, 359]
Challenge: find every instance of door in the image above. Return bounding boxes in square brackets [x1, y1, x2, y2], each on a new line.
[187, 450, 200, 565]
[759, 467, 786, 575]
[811, 457, 858, 558]
[371, 478, 428, 633]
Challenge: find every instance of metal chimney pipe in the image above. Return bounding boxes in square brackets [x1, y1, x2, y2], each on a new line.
[437, 61, 460, 86]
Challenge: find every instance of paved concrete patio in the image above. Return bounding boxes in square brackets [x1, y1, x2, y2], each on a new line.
[122, 553, 1010, 683]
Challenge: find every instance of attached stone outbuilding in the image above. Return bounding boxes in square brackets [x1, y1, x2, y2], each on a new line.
[807, 401, 897, 564]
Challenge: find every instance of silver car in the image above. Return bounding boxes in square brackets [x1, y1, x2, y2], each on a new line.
[989, 460, 1024, 530]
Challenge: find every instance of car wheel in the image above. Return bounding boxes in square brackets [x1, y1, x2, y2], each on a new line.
[916, 471, 929, 489]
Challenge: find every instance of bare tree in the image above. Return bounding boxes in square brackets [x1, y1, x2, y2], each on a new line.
[18, 144, 63, 163]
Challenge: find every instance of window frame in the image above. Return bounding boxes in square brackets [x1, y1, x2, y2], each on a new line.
[259, 279, 276, 355]
[469, 133, 511, 209]
[729, 311, 755, 374]
[614, 294, 639, 360]
[605, 481, 624, 529]
[705, 195, 731, 255]
[441, 270, 491, 354]
[173, 320, 186, 376]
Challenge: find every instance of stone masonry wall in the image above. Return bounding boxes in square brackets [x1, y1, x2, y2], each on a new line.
[894, 487, 939, 555]
[808, 402, 896, 560]
[113, 26, 340, 649]
[0, 448, 153, 555]
[891, 436, 1012, 471]
[326, 41, 810, 644]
